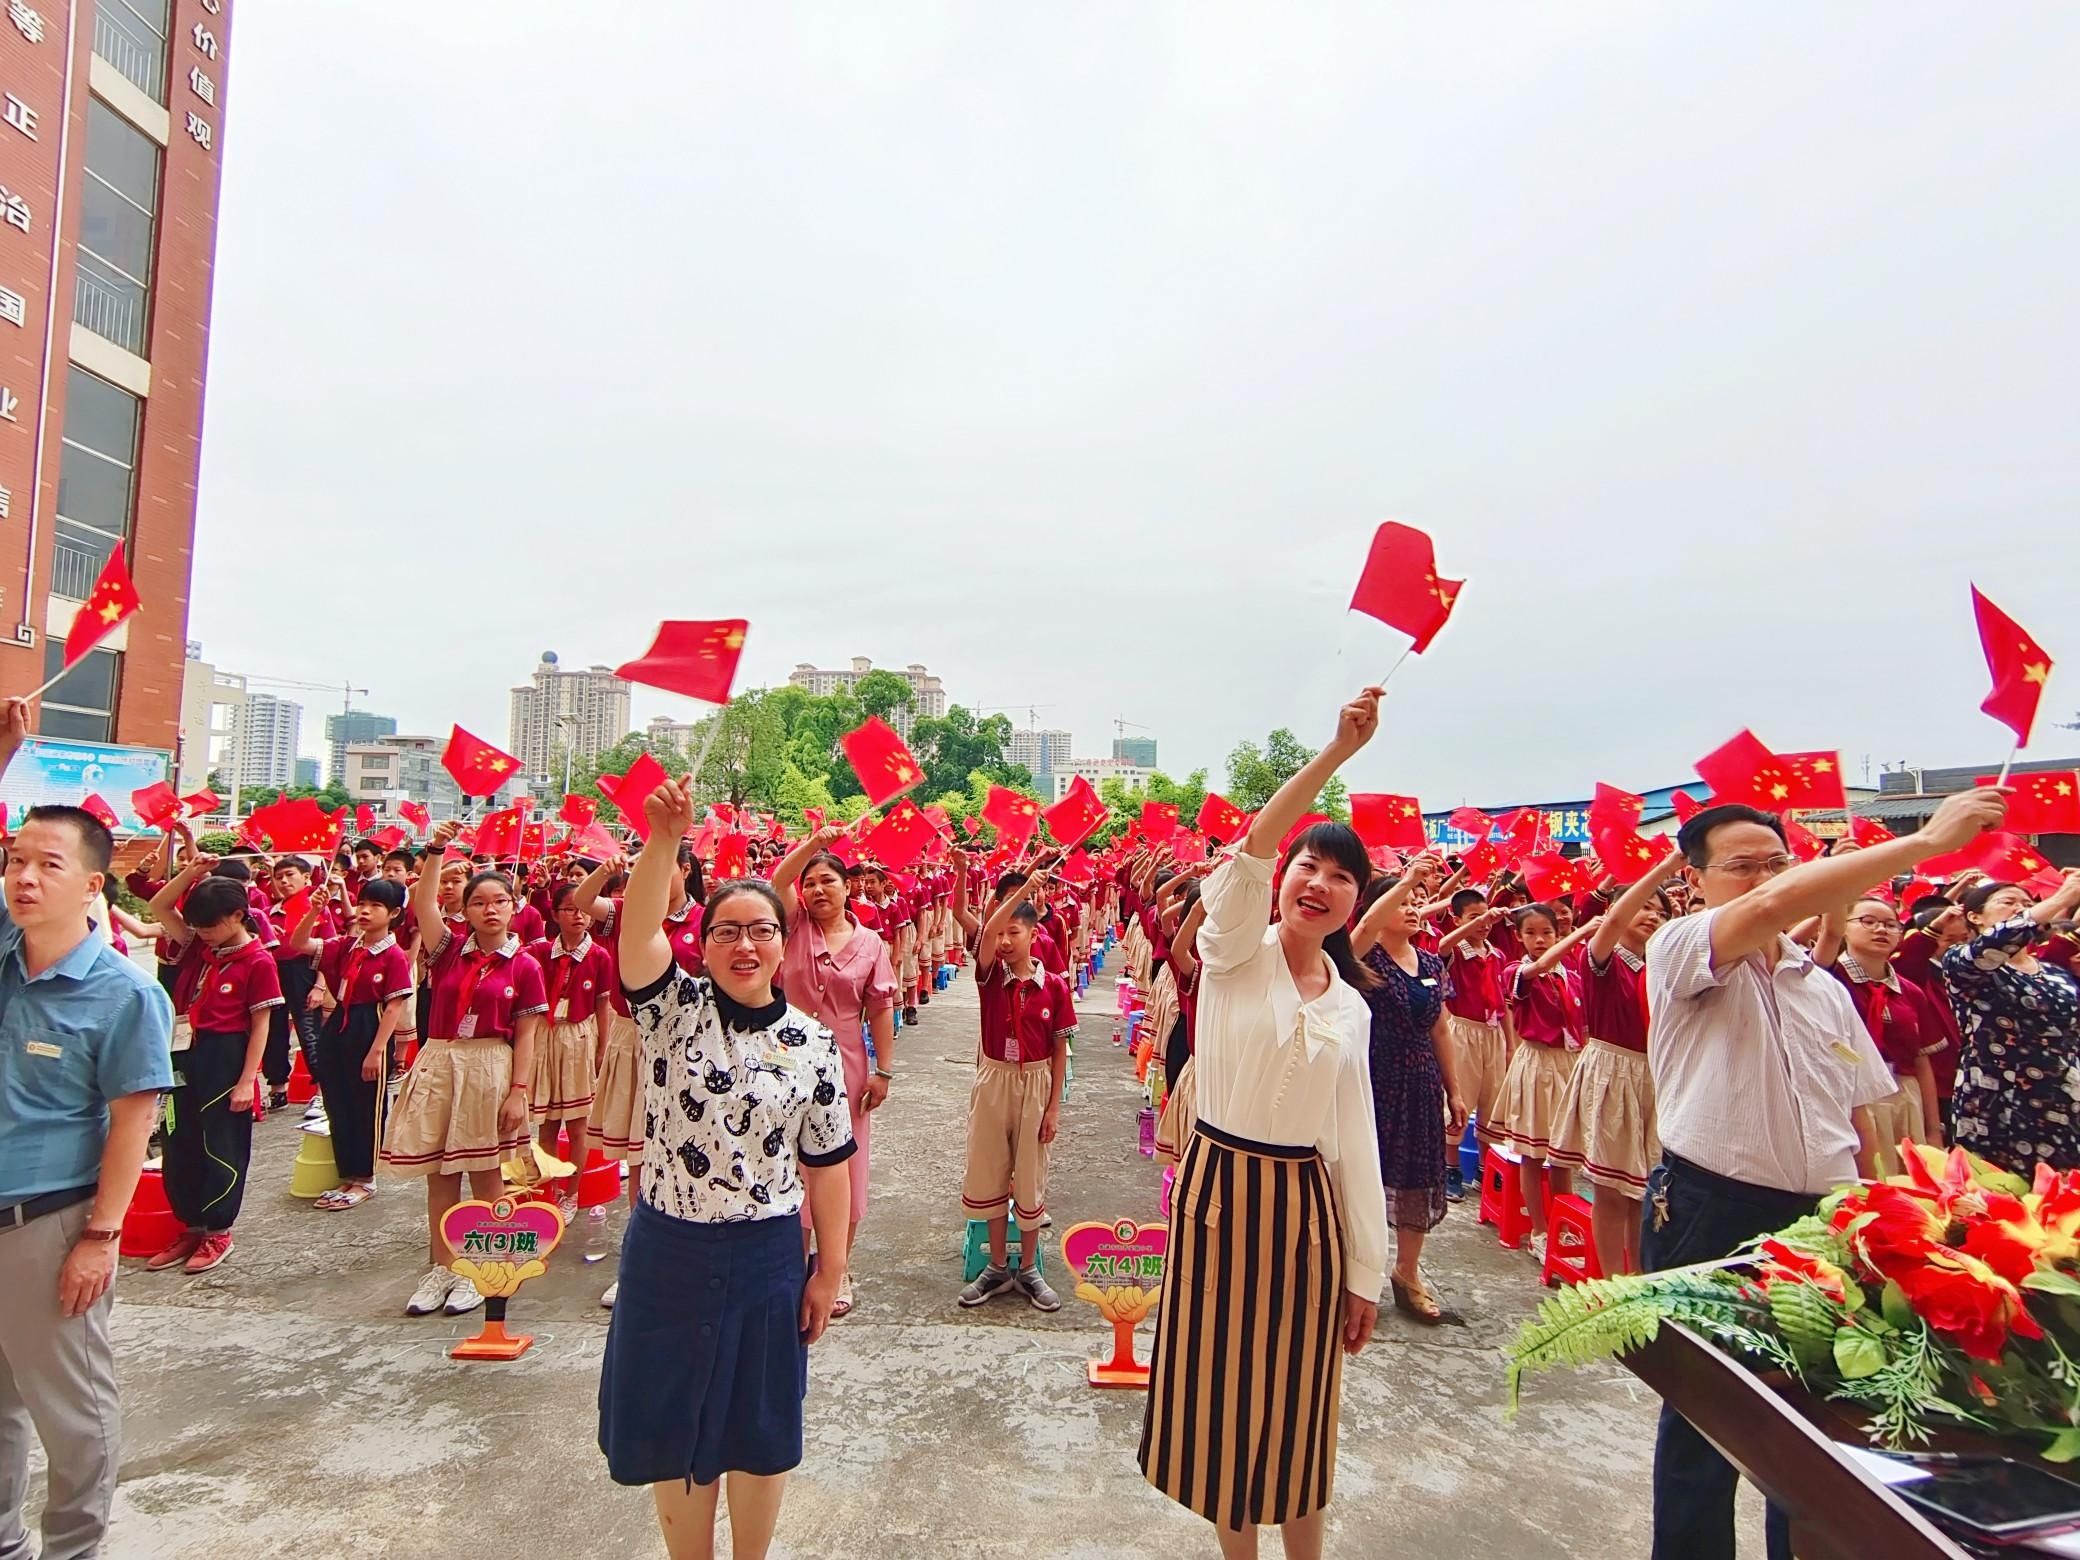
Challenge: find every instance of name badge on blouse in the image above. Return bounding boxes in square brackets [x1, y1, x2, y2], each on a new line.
[456, 1012, 478, 1040]
[170, 1017, 193, 1054]
[1829, 1041, 1860, 1065]
[1420, 977, 1438, 987]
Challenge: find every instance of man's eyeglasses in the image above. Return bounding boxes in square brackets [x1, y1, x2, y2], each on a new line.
[1705, 855, 1798, 881]
[708, 921, 781, 946]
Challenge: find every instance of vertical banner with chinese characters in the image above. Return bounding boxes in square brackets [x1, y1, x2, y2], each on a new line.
[0, 0, 69, 641]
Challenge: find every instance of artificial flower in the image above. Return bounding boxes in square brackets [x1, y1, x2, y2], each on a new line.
[1756, 1239, 1851, 1304]
[1891, 1247, 2044, 1364]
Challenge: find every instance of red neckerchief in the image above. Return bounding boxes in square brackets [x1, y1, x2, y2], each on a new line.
[188, 938, 249, 1029]
[454, 942, 504, 1025]
[546, 938, 588, 1018]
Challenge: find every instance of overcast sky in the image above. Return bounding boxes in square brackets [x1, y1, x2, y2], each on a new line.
[188, 2, 2080, 806]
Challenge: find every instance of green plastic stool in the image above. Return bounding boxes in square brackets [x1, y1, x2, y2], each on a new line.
[961, 1217, 1045, 1282]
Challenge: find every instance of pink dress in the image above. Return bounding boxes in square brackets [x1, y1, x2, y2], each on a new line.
[783, 909, 898, 1225]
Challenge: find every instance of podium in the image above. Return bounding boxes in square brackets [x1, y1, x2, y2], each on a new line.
[1625, 1326, 1972, 1559]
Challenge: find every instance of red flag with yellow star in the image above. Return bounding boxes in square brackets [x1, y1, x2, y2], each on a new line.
[1782, 816, 1825, 862]
[1042, 776, 1110, 851]
[1523, 853, 1589, 901]
[1196, 792, 1249, 844]
[1695, 730, 1798, 810]
[1975, 770, 2080, 835]
[441, 725, 521, 797]
[1972, 586, 2052, 746]
[62, 547, 141, 667]
[841, 717, 924, 808]
[862, 800, 935, 871]
[981, 784, 1041, 842]
[1349, 793, 1428, 851]
[78, 792, 121, 832]
[615, 619, 748, 706]
[603, 752, 670, 841]
[1920, 830, 2049, 881]
[129, 781, 181, 830]
[1848, 815, 1896, 847]
[1779, 750, 1848, 811]
[1140, 800, 1181, 844]
[1671, 789, 1704, 824]
[1348, 522, 1462, 653]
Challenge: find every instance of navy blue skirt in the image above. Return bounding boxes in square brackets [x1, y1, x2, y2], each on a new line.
[597, 1200, 808, 1487]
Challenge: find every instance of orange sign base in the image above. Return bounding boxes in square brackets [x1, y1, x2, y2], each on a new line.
[450, 1317, 534, 1361]
[1087, 1319, 1151, 1390]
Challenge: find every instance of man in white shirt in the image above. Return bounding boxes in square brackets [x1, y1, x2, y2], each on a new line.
[1642, 787, 2006, 1560]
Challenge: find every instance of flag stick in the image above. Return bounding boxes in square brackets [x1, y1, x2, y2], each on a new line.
[17, 664, 76, 704]
[1379, 645, 1416, 687]
[1996, 742, 2022, 787]
[686, 710, 726, 800]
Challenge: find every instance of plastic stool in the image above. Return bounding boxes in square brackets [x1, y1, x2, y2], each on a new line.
[1457, 1120, 1483, 1185]
[1477, 1147, 1533, 1250]
[1542, 1193, 1603, 1287]
[289, 1129, 338, 1198]
[962, 1217, 1044, 1282]
[121, 1166, 180, 1256]
[286, 1050, 317, 1106]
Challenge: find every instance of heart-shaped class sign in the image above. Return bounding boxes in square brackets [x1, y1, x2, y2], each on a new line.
[440, 1197, 566, 1297]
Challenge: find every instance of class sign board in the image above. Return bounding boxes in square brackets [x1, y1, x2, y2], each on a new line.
[439, 1197, 565, 1361]
[1062, 1218, 1167, 1389]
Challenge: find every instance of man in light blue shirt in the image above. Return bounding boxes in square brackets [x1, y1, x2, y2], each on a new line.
[0, 695, 173, 1560]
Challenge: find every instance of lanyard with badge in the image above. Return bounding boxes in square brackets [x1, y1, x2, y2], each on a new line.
[453, 949, 497, 1039]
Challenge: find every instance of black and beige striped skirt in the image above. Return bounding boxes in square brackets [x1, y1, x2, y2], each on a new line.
[1138, 1120, 1346, 1530]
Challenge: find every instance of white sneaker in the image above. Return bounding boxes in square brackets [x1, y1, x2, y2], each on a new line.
[444, 1276, 484, 1315]
[1527, 1233, 1548, 1267]
[405, 1266, 454, 1316]
[303, 1101, 325, 1120]
[600, 1281, 618, 1309]
[557, 1191, 579, 1223]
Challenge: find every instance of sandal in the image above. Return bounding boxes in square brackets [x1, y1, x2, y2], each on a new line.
[318, 1184, 374, 1211]
[831, 1274, 855, 1319]
[1390, 1275, 1453, 1326]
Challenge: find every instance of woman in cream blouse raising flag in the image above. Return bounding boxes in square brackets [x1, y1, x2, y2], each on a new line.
[1139, 688, 1390, 1560]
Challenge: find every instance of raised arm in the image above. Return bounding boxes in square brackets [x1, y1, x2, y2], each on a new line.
[412, 820, 461, 952]
[1350, 852, 1434, 957]
[1436, 905, 1505, 956]
[1240, 688, 1382, 860]
[1170, 894, 1209, 984]
[618, 778, 697, 992]
[1707, 789, 2009, 967]
[1589, 850, 1685, 963]
[974, 870, 1045, 978]
[770, 825, 843, 920]
[1527, 917, 1599, 977]
[146, 854, 216, 943]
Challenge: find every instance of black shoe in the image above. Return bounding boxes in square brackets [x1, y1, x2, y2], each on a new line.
[267, 1089, 290, 1112]
[903, 1006, 919, 1026]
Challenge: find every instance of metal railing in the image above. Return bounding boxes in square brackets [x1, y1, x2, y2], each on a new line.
[92, 6, 167, 104]
[52, 536, 112, 601]
[73, 256, 146, 356]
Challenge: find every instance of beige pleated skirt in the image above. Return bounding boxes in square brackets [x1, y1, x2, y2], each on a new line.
[1496, 1042, 1579, 1161]
[529, 1017, 598, 1125]
[1140, 1122, 1345, 1528]
[380, 1036, 525, 1176]
[587, 1014, 644, 1162]
[1546, 1038, 1657, 1195]
[1866, 1081, 1928, 1177]
[1154, 1055, 1199, 1164]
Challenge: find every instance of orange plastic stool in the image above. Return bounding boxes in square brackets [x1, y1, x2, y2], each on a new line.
[1477, 1147, 1533, 1250]
[286, 1050, 317, 1105]
[121, 1166, 180, 1257]
[1541, 1193, 1603, 1287]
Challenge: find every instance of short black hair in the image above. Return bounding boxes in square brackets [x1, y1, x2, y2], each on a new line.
[356, 878, 408, 915]
[1008, 902, 1039, 927]
[273, 855, 310, 876]
[183, 876, 252, 929]
[383, 849, 416, 869]
[21, 804, 113, 875]
[1677, 804, 1788, 869]
[352, 838, 382, 857]
[1908, 893, 1954, 928]
[1515, 901, 1561, 933]
[209, 858, 252, 883]
[1449, 887, 1488, 916]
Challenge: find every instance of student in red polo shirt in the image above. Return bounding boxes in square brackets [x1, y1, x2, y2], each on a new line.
[1820, 896, 1947, 1172]
[1434, 889, 1511, 1191]
[142, 872, 284, 1274]
[298, 879, 415, 1210]
[526, 883, 615, 1193]
[957, 874, 1072, 1313]
[1494, 903, 1586, 1265]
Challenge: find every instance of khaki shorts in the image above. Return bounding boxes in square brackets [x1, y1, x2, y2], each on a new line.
[1449, 1016, 1509, 1142]
[960, 1057, 1052, 1229]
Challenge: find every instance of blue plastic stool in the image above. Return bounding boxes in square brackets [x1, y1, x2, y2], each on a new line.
[962, 1217, 1045, 1282]
[1457, 1119, 1483, 1184]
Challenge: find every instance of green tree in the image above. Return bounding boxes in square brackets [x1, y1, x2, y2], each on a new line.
[236, 781, 355, 815]
[772, 760, 836, 830]
[1226, 731, 1348, 820]
[851, 669, 916, 724]
[568, 732, 691, 806]
[908, 705, 1027, 799]
[689, 691, 789, 811]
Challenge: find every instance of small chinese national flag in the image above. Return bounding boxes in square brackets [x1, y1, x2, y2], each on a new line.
[474, 806, 523, 859]
[1348, 522, 1462, 654]
[840, 717, 923, 808]
[1446, 806, 1492, 840]
[62, 547, 142, 668]
[181, 788, 221, 818]
[1586, 784, 1644, 834]
[614, 619, 748, 706]
[1919, 830, 2043, 881]
[960, 815, 980, 837]
[1779, 751, 1848, 811]
[1972, 586, 2053, 746]
[604, 753, 670, 841]
[78, 792, 121, 831]
[1782, 816, 1825, 863]
[1976, 769, 2080, 835]
[1196, 792, 1249, 844]
[1461, 837, 1503, 881]
[441, 725, 522, 797]
[371, 826, 407, 852]
[1042, 776, 1109, 850]
[1349, 793, 1428, 851]
[564, 821, 621, 860]
[354, 804, 376, 836]
[1140, 801, 1180, 844]
[130, 781, 181, 830]
[982, 784, 1040, 841]
[1523, 854, 1588, 901]
[559, 794, 597, 827]
[1695, 729, 1799, 811]
[712, 831, 750, 880]
[398, 800, 430, 832]
[862, 801, 935, 871]
[1278, 811, 1331, 853]
[1848, 815, 1896, 847]
[1670, 789, 1704, 825]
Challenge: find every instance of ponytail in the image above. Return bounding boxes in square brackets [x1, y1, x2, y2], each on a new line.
[1324, 925, 1380, 992]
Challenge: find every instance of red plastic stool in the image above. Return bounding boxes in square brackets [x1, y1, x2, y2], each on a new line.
[393, 1036, 420, 1071]
[286, 1050, 317, 1106]
[1477, 1147, 1533, 1250]
[121, 1167, 180, 1258]
[1541, 1193, 1603, 1287]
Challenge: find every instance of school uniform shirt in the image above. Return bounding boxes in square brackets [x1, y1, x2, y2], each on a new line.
[1444, 941, 1506, 1024]
[2035, 932, 2080, 978]
[1831, 955, 1945, 1078]
[1508, 959, 1582, 1048]
[1035, 910, 1072, 977]
[245, 887, 280, 949]
[979, 964, 1076, 1064]
[270, 900, 336, 969]
[1893, 926, 1966, 1099]
[318, 933, 414, 1011]
[125, 870, 187, 967]
[511, 902, 546, 946]
[529, 935, 615, 1023]
[183, 939, 285, 1033]
[852, 898, 884, 933]
[1582, 946, 1649, 1052]
[602, 899, 704, 1017]
[623, 974, 855, 1223]
[423, 932, 549, 1041]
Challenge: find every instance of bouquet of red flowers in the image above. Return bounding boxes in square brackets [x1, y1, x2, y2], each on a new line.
[1509, 1143, 2080, 1458]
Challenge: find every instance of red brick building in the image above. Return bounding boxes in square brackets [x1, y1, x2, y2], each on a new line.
[0, 0, 230, 757]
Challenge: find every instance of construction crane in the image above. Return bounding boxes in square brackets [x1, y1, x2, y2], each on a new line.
[225, 676, 371, 816]
[974, 703, 1058, 730]
[1114, 715, 1153, 739]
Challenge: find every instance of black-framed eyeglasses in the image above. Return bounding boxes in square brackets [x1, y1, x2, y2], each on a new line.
[708, 921, 781, 946]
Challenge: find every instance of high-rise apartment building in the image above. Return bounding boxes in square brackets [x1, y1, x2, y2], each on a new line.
[174, 638, 240, 790]
[1112, 736, 1158, 768]
[226, 688, 296, 789]
[325, 708, 395, 786]
[1005, 727, 1072, 789]
[787, 658, 946, 742]
[1052, 756, 1151, 800]
[0, 0, 235, 757]
[645, 713, 697, 750]
[509, 650, 631, 783]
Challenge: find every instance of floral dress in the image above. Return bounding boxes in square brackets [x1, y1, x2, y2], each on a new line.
[1362, 945, 1449, 1233]
[1943, 917, 2080, 1174]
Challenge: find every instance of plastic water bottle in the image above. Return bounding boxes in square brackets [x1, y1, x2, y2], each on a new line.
[583, 1197, 611, 1263]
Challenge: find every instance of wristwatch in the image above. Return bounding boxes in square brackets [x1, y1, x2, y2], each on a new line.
[77, 1226, 121, 1244]
[873, 1068, 895, 1081]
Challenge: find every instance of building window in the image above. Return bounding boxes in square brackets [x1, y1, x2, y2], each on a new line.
[92, 0, 170, 104]
[38, 641, 120, 742]
[52, 367, 141, 601]
[73, 100, 160, 355]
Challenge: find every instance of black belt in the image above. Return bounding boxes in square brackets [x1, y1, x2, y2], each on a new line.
[0, 1183, 96, 1229]
[1661, 1151, 1817, 1216]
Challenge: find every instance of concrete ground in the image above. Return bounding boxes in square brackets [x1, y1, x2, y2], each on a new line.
[20, 957, 1755, 1558]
